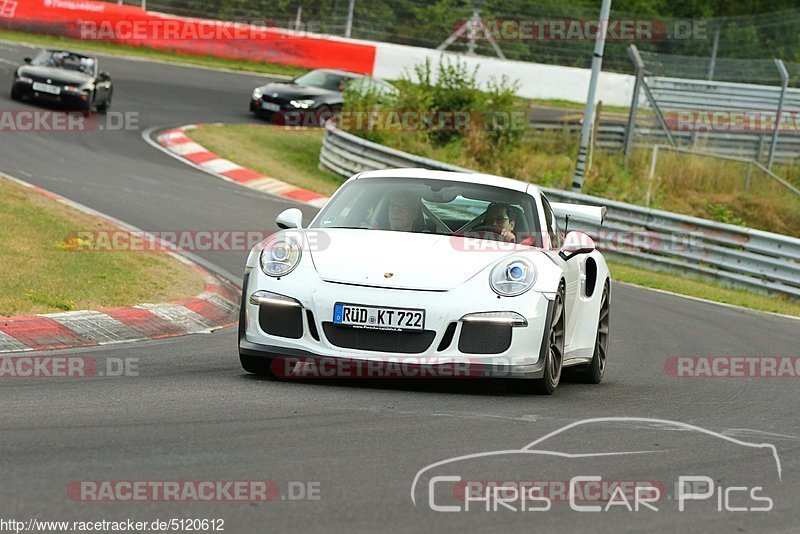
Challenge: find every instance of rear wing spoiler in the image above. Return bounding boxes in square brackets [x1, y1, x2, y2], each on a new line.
[550, 202, 607, 226]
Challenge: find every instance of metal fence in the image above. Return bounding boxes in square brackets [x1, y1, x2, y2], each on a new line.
[320, 122, 800, 298]
[622, 47, 800, 166]
[548, 118, 800, 165]
[100, 1, 800, 75]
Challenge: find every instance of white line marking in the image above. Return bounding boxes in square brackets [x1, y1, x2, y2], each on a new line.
[200, 158, 241, 174]
[166, 141, 206, 156]
[616, 280, 800, 322]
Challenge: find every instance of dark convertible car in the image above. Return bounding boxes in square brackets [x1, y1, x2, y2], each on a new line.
[249, 68, 396, 122]
[10, 50, 113, 114]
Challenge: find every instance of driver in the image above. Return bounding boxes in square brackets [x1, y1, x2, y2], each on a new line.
[482, 202, 517, 243]
[386, 191, 428, 232]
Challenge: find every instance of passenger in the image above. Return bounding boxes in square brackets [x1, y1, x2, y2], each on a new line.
[386, 191, 429, 232]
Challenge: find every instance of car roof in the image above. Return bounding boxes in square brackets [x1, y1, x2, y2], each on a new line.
[354, 168, 541, 196]
[310, 68, 363, 78]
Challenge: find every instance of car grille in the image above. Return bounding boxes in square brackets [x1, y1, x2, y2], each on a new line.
[261, 95, 290, 107]
[28, 75, 65, 87]
[458, 323, 512, 354]
[259, 302, 304, 339]
[322, 323, 435, 354]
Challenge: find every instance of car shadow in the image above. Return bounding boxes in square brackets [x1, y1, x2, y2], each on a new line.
[240, 372, 585, 397]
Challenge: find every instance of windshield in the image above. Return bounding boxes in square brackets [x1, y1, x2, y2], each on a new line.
[311, 177, 542, 247]
[32, 50, 96, 76]
[294, 69, 358, 92]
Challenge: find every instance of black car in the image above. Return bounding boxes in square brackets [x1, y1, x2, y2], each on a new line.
[10, 50, 113, 114]
[249, 68, 396, 121]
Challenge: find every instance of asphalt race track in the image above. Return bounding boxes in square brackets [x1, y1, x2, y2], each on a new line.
[1, 41, 799, 532]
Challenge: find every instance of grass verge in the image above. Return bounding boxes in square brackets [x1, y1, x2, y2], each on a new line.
[0, 29, 306, 78]
[0, 176, 205, 316]
[608, 260, 800, 318]
[186, 124, 345, 195]
[183, 123, 800, 318]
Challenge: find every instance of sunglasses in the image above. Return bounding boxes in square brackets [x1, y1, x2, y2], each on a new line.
[389, 203, 413, 214]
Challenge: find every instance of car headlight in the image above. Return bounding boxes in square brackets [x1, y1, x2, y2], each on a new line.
[17, 76, 33, 84]
[489, 257, 536, 296]
[289, 99, 316, 109]
[260, 237, 302, 277]
[64, 85, 81, 93]
[252, 87, 263, 100]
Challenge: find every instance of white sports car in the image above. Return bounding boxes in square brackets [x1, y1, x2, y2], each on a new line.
[238, 169, 610, 394]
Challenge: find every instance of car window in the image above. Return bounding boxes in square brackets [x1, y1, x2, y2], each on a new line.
[541, 195, 562, 249]
[311, 176, 542, 246]
[32, 51, 96, 76]
[294, 70, 358, 92]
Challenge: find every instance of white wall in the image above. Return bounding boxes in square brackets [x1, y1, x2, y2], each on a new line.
[371, 41, 635, 108]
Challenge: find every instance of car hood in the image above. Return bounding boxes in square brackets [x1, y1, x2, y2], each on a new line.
[18, 66, 92, 85]
[307, 229, 532, 291]
[256, 82, 339, 100]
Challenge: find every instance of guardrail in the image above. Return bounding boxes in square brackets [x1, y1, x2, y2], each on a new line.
[532, 120, 800, 164]
[320, 122, 800, 298]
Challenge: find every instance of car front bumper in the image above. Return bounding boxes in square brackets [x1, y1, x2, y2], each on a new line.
[13, 82, 90, 109]
[238, 270, 554, 380]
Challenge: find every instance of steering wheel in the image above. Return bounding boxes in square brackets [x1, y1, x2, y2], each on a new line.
[470, 225, 502, 234]
[459, 225, 507, 242]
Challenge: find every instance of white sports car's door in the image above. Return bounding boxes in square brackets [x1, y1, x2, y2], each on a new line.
[540, 195, 582, 352]
[554, 253, 582, 350]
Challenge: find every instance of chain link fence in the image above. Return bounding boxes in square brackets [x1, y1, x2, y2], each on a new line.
[98, 1, 800, 75]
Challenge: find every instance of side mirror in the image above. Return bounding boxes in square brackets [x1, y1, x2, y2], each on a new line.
[23, 57, 32, 64]
[99, 71, 111, 81]
[276, 208, 303, 229]
[559, 231, 595, 261]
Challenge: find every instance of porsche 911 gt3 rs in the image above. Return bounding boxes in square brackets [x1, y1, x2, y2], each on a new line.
[238, 169, 610, 394]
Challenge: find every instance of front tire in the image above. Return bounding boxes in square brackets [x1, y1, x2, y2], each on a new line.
[509, 282, 565, 395]
[96, 90, 111, 114]
[10, 86, 21, 101]
[575, 281, 610, 384]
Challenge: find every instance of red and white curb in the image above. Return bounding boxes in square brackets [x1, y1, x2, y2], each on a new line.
[0, 172, 240, 354]
[156, 125, 330, 208]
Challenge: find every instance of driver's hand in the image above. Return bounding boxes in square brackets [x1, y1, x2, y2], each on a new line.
[500, 229, 516, 242]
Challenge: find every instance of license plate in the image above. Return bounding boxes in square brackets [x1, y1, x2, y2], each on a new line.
[261, 101, 280, 112]
[333, 303, 425, 331]
[32, 82, 61, 95]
